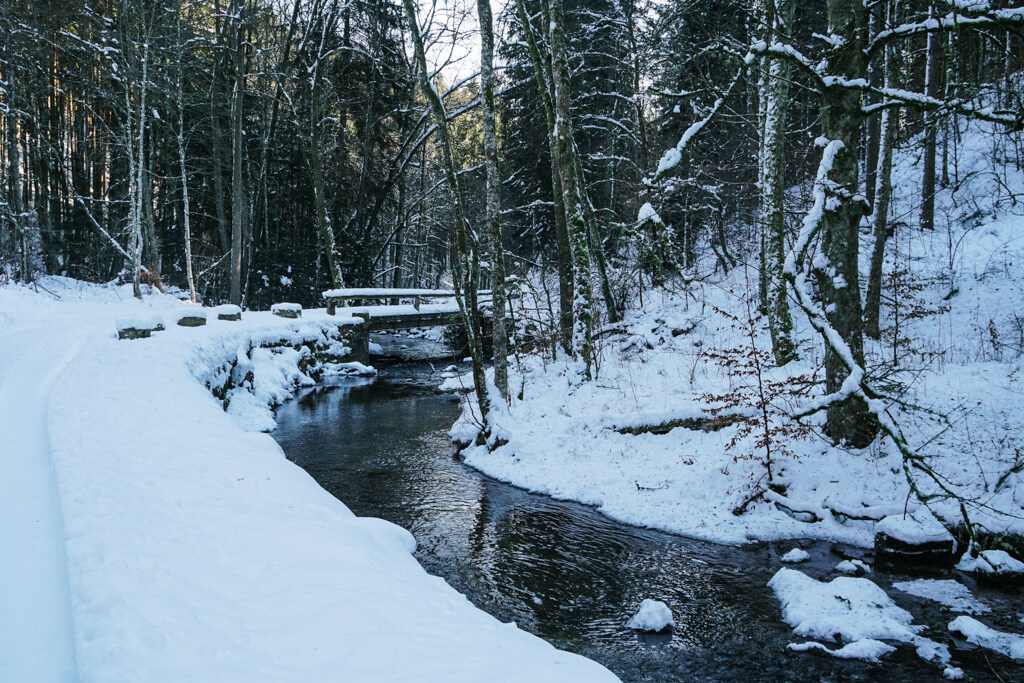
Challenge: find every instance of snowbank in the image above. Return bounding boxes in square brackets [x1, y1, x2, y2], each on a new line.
[0, 279, 617, 682]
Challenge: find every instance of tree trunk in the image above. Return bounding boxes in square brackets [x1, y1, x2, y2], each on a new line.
[309, 39, 344, 289]
[211, 0, 230, 256]
[920, 6, 941, 232]
[477, 0, 510, 400]
[545, 0, 594, 378]
[177, 22, 197, 303]
[819, 0, 877, 447]
[514, 0, 574, 350]
[402, 0, 491, 429]
[864, 4, 896, 340]
[229, 0, 246, 306]
[759, 0, 797, 365]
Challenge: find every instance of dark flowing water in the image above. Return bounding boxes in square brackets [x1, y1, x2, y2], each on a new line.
[272, 360, 1024, 682]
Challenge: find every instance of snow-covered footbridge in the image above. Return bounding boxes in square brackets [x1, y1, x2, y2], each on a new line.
[323, 288, 495, 331]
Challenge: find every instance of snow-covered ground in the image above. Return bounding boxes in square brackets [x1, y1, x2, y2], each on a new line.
[0, 278, 616, 682]
[455, 118, 1024, 550]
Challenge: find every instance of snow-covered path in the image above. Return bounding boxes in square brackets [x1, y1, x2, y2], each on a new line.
[0, 281, 617, 682]
[0, 322, 88, 682]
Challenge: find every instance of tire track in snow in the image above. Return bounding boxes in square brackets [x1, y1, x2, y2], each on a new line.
[0, 325, 86, 682]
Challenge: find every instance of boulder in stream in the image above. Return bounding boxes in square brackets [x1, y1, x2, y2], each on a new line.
[874, 511, 955, 567]
[626, 599, 674, 632]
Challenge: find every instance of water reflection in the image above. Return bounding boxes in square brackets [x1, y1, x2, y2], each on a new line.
[273, 368, 1024, 683]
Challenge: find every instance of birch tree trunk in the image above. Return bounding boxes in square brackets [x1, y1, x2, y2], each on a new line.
[758, 0, 796, 365]
[545, 0, 595, 379]
[176, 21, 197, 303]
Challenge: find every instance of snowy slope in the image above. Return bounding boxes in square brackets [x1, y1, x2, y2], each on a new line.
[0, 279, 617, 682]
[455, 118, 1024, 549]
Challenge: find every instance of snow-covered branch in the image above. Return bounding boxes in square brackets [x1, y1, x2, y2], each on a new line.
[648, 59, 750, 183]
[869, 5, 1024, 56]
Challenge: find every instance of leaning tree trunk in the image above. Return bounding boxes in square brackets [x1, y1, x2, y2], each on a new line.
[402, 0, 491, 428]
[477, 0, 510, 400]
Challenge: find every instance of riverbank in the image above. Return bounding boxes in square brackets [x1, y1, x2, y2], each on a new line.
[272, 371, 1024, 682]
[0, 277, 617, 682]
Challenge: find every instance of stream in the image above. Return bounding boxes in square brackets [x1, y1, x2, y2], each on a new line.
[271, 347, 1024, 682]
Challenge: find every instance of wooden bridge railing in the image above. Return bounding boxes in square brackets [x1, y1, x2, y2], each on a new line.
[323, 288, 492, 315]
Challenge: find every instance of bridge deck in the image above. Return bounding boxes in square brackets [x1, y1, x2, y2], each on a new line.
[326, 302, 478, 331]
[323, 288, 491, 315]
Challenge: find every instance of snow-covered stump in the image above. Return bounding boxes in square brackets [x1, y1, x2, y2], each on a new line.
[213, 304, 242, 321]
[271, 303, 302, 319]
[874, 512, 956, 568]
[116, 315, 165, 340]
[175, 309, 208, 327]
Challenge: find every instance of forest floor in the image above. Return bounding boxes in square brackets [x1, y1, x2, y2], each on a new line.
[0, 279, 616, 682]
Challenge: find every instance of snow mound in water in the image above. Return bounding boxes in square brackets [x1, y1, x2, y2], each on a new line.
[781, 548, 810, 563]
[893, 579, 989, 614]
[770, 568, 920, 644]
[769, 567, 959, 675]
[835, 559, 871, 575]
[789, 639, 894, 662]
[949, 616, 1024, 660]
[625, 599, 674, 632]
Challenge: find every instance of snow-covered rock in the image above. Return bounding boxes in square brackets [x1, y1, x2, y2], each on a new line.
[769, 568, 956, 672]
[956, 549, 1024, 577]
[788, 638, 894, 662]
[875, 511, 955, 565]
[949, 616, 1024, 660]
[835, 559, 871, 575]
[781, 548, 811, 563]
[893, 579, 989, 614]
[625, 599, 674, 632]
[115, 313, 165, 339]
[213, 304, 242, 321]
[174, 307, 207, 327]
[271, 302, 302, 318]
